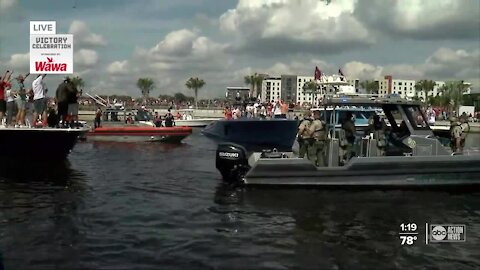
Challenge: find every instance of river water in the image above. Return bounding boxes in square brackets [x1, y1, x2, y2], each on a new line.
[1, 132, 479, 270]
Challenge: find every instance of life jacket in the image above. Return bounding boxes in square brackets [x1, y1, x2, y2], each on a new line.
[312, 120, 327, 141]
[450, 124, 462, 140]
[460, 122, 469, 140]
[298, 119, 313, 139]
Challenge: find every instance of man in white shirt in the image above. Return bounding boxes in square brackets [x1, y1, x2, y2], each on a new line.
[32, 74, 47, 127]
[5, 86, 17, 126]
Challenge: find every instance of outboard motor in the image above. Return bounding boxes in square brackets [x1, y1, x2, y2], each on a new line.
[216, 143, 250, 184]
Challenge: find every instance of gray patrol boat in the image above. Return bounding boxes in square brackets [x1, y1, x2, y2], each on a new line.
[215, 95, 480, 187]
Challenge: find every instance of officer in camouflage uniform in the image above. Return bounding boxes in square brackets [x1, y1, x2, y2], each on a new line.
[297, 111, 313, 158]
[307, 110, 327, 166]
[449, 117, 462, 152]
[460, 117, 470, 151]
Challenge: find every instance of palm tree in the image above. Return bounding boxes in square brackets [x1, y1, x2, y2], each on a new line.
[359, 80, 379, 94]
[440, 81, 469, 113]
[302, 80, 318, 106]
[185, 77, 205, 109]
[414, 80, 436, 103]
[136, 78, 155, 104]
[244, 73, 265, 100]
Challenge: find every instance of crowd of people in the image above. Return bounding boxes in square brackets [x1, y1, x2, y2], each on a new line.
[223, 100, 298, 120]
[0, 69, 81, 128]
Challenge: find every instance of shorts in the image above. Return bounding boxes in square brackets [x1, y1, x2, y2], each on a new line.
[15, 98, 26, 110]
[67, 103, 79, 116]
[0, 100, 6, 113]
[57, 102, 68, 116]
[34, 98, 47, 114]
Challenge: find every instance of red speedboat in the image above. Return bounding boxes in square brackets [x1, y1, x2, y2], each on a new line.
[86, 126, 192, 143]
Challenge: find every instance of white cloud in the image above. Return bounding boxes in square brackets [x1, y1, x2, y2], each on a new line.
[0, 0, 15, 11]
[100, 28, 230, 97]
[107, 60, 129, 75]
[220, 0, 373, 55]
[355, 0, 480, 40]
[341, 47, 480, 84]
[68, 20, 107, 48]
[74, 49, 99, 67]
[3, 52, 29, 71]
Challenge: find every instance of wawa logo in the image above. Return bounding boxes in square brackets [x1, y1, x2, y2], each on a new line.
[35, 57, 67, 72]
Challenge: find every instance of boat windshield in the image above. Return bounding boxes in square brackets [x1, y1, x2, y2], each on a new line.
[136, 110, 153, 121]
[403, 105, 430, 130]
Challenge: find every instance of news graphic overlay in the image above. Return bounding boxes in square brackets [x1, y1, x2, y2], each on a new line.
[29, 21, 73, 74]
[426, 224, 466, 244]
[399, 223, 419, 246]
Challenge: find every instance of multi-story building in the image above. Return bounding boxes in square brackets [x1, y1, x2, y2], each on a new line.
[378, 75, 448, 100]
[261, 76, 282, 102]
[281, 75, 296, 103]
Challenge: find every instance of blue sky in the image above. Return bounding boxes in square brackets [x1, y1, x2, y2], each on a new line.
[1, 0, 479, 98]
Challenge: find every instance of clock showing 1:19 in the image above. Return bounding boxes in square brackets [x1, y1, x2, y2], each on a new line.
[400, 223, 417, 232]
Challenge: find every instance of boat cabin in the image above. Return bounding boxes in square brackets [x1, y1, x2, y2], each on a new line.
[317, 94, 451, 167]
[101, 108, 154, 125]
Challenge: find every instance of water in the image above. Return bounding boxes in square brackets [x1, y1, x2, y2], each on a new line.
[1, 131, 479, 270]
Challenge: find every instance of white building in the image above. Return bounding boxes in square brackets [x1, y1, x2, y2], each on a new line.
[261, 76, 282, 102]
[377, 75, 448, 100]
[296, 76, 317, 105]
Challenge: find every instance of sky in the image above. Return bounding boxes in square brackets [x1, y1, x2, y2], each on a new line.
[0, 0, 479, 98]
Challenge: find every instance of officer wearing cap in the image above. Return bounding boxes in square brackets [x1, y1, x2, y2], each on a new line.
[297, 111, 313, 158]
[449, 116, 462, 152]
[307, 110, 327, 166]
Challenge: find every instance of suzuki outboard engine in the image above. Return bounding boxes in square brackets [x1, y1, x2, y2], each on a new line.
[216, 143, 250, 184]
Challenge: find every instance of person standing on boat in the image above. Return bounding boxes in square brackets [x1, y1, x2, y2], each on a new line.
[13, 73, 29, 127]
[94, 106, 102, 128]
[0, 70, 13, 127]
[364, 114, 387, 156]
[66, 82, 80, 128]
[449, 117, 462, 153]
[164, 109, 175, 127]
[460, 117, 469, 151]
[32, 74, 47, 127]
[307, 110, 327, 166]
[56, 77, 72, 127]
[297, 111, 313, 158]
[341, 111, 356, 161]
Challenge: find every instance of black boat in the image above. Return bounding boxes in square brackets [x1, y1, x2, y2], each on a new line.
[215, 95, 480, 187]
[0, 127, 89, 159]
[202, 118, 299, 151]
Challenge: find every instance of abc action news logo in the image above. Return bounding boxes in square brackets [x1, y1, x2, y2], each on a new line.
[429, 224, 466, 242]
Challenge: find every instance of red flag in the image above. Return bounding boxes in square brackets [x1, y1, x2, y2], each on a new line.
[314, 66, 322, 80]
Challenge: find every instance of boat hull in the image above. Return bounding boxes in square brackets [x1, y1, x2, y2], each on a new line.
[86, 126, 192, 143]
[0, 127, 88, 159]
[243, 155, 480, 187]
[202, 119, 299, 151]
[174, 118, 220, 127]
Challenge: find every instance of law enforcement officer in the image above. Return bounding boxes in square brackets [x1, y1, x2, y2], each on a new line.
[364, 114, 387, 156]
[297, 111, 313, 158]
[307, 110, 327, 166]
[460, 117, 470, 151]
[449, 117, 462, 152]
[341, 111, 356, 162]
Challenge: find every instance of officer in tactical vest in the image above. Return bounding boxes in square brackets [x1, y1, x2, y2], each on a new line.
[460, 117, 470, 151]
[297, 111, 313, 158]
[307, 110, 327, 166]
[364, 114, 387, 156]
[449, 116, 462, 152]
[341, 111, 356, 161]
